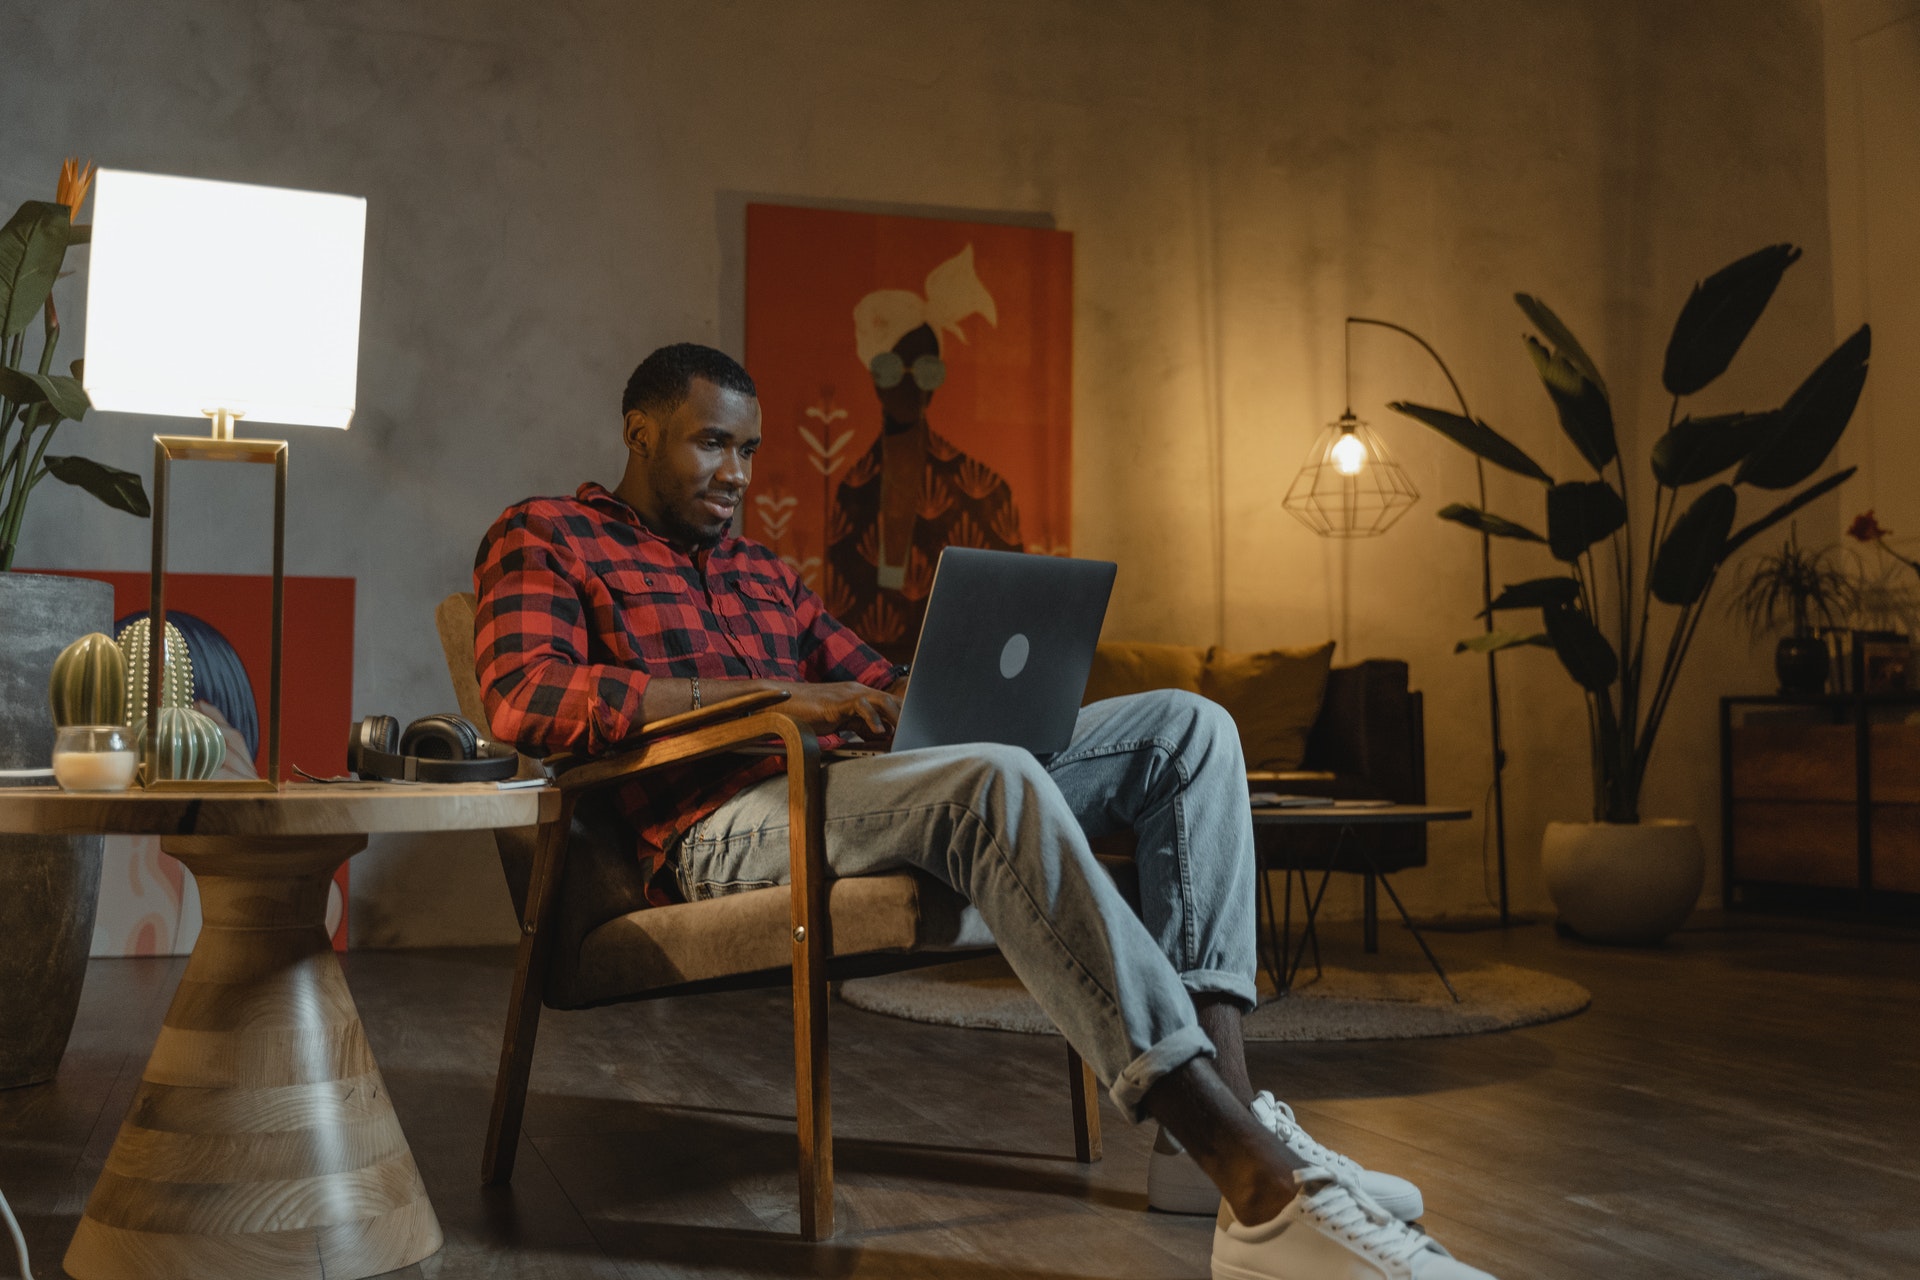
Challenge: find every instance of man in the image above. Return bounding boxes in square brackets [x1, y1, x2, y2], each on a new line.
[474, 343, 1495, 1280]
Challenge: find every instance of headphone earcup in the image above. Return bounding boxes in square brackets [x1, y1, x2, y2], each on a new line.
[348, 714, 401, 777]
[400, 713, 480, 762]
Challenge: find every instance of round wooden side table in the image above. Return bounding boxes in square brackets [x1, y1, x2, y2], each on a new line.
[0, 782, 555, 1280]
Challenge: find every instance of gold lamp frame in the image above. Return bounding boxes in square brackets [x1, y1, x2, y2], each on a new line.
[142, 408, 285, 792]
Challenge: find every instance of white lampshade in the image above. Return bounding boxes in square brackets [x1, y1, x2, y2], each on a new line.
[83, 169, 365, 430]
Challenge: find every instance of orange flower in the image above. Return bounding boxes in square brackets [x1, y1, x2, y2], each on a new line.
[55, 157, 94, 221]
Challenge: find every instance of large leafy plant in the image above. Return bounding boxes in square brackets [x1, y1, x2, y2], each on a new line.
[1393, 246, 1868, 824]
[0, 160, 150, 570]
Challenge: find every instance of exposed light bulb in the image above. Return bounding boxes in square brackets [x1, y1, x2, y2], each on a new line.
[1331, 431, 1368, 476]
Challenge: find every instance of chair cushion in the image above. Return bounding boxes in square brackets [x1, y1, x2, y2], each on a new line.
[1083, 641, 1207, 705]
[1202, 641, 1336, 772]
[565, 871, 992, 1008]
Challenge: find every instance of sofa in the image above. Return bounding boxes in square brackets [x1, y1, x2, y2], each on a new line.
[1082, 641, 1430, 897]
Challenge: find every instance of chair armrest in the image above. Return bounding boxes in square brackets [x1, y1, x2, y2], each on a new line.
[541, 689, 791, 786]
[541, 690, 831, 998]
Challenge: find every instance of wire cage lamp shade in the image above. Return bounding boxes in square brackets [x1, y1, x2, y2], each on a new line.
[1282, 412, 1419, 537]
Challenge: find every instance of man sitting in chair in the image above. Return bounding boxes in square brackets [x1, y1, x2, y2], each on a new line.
[473, 343, 1495, 1280]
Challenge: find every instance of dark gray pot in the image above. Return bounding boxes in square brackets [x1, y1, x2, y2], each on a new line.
[0, 572, 110, 1088]
[1775, 634, 1830, 696]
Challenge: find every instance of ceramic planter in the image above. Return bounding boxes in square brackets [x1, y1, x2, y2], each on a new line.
[0, 572, 109, 1088]
[1541, 819, 1705, 945]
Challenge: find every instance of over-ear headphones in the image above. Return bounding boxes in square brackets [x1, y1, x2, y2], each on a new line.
[347, 713, 520, 783]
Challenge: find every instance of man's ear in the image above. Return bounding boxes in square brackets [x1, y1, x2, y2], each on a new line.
[622, 409, 654, 456]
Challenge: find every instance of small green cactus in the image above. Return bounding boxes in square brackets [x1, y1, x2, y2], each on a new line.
[131, 705, 226, 782]
[116, 618, 193, 718]
[49, 632, 128, 727]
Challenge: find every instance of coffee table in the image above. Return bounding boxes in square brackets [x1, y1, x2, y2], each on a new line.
[0, 781, 557, 1280]
[1251, 803, 1471, 1002]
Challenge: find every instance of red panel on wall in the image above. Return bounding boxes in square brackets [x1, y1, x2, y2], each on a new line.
[58, 571, 356, 950]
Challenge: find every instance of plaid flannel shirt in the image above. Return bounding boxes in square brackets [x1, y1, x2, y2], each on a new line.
[473, 482, 895, 902]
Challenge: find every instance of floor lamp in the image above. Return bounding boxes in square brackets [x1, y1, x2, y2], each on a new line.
[1287, 316, 1513, 927]
[82, 170, 366, 789]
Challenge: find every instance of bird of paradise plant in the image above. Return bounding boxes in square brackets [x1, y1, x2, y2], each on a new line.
[1394, 244, 1869, 824]
[0, 158, 150, 569]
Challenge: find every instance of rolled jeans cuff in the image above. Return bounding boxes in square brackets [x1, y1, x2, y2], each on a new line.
[1109, 1024, 1216, 1122]
[1181, 968, 1259, 1013]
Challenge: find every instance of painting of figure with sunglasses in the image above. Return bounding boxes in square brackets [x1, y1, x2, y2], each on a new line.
[745, 205, 1073, 663]
[825, 245, 1025, 660]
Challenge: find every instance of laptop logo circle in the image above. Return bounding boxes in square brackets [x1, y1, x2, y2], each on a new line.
[999, 633, 1030, 679]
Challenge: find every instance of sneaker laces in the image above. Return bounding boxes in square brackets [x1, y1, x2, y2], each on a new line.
[1294, 1170, 1434, 1265]
[1252, 1092, 1364, 1181]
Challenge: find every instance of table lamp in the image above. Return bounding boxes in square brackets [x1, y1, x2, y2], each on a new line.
[84, 169, 366, 790]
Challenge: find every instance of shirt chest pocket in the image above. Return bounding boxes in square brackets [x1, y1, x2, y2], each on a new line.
[601, 569, 710, 669]
[732, 577, 802, 673]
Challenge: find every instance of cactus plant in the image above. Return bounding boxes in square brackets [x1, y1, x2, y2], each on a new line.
[131, 705, 225, 782]
[48, 632, 127, 727]
[116, 618, 192, 718]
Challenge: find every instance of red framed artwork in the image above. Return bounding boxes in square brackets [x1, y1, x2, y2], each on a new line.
[745, 204, 1072, 663]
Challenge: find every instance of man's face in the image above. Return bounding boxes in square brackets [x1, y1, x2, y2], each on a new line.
[625, 378, 762, 548]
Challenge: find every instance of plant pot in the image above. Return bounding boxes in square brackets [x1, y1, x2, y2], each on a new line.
[1541, 820, 1704, 945]
[1774, 634, 1830, 695]
[0, 572, 110, 1088]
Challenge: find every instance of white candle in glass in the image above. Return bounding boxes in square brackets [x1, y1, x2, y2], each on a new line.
[53, 750, 138, 792]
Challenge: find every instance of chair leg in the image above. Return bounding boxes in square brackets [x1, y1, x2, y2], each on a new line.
[793, 941, 832, 1240]
[1066, 1045, 1103, 1163]
[482, 806, 573, 1187]
[481, 936, 545, 1186]
[782, 722, 834, 1241]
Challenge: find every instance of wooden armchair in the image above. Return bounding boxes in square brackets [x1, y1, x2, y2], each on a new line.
[435, 593, 1101, 1240]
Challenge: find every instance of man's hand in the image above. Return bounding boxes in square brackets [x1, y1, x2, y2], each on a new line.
[771, 680, 902, 737]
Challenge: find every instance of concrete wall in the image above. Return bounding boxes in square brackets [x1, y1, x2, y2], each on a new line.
[3, 0, 1839, 943]
[1826, 0, 1920, 561]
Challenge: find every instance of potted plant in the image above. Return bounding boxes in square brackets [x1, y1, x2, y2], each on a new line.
[0, 160, 152, 1088]
[1394, 244, 1868, 943]
[1728, 526, 1855, 694]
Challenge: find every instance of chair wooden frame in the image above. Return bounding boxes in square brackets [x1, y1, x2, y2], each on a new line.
[473, 683, 1102, 1241]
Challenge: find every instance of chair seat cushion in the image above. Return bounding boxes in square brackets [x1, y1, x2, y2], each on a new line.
[567, 871, 993, 1008]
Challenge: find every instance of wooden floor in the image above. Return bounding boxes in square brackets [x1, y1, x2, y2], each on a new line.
[4, 912, 1917, 1279]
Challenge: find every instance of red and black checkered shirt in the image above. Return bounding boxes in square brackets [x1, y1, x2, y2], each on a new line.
[473, 482, 895, 902]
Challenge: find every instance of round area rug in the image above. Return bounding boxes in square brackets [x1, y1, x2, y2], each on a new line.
[839, 956, 1589, 1042]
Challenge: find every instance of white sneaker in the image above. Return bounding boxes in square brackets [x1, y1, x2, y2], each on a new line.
[1147, 1099, 1425, 1222]
[1212, 1169, 1496, 1280]
[1252, 1092, 1424, 1222]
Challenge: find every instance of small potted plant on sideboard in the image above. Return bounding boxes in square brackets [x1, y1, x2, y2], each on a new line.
[1728, 526, 1855, 695]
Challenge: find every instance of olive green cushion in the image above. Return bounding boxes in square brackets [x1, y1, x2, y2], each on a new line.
[1201, 641, 1336, 772]
[1082, 642, 1207, 705]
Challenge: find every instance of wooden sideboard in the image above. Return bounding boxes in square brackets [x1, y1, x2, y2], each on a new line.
[1721, 694, 1920, 915]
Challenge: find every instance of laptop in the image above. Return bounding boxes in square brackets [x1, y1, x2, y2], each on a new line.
[854, 547, 1117, 756]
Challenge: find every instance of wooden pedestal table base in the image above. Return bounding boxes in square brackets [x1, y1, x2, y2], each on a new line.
[64, 835, 441, 1280]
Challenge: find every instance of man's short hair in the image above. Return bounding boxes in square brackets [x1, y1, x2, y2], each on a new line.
[621, 343, 757, 418]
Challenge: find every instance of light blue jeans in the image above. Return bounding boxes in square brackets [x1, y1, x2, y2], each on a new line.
[671, 689, 1258, 1120]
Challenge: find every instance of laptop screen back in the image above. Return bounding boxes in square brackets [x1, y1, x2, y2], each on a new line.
[891, 548, 1117, 755]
